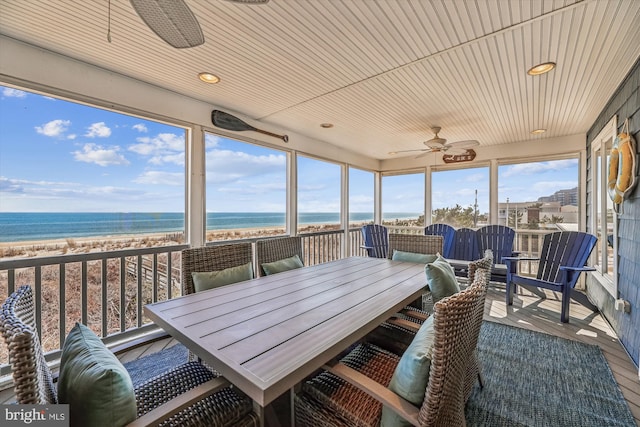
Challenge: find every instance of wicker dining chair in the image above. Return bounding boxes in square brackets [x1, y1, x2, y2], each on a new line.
[387, 233, 444, 311]
[181, 242, 254, 366]
[295, 271, 489, 427]
[0, 285, 259, 427]
[255, 236, 304, 276]
[181, 242, 254, 296]
[384, 251, 493, 401]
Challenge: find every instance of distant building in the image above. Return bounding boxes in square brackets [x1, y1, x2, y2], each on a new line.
[537, 187, 578, 206]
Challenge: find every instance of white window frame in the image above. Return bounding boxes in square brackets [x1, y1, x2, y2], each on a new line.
[590, 116, 618, 297]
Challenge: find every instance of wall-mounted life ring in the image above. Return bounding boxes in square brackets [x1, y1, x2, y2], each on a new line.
[607, 123, 637, 208]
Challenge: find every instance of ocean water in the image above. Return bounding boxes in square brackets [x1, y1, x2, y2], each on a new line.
[0, 212, 420, 243]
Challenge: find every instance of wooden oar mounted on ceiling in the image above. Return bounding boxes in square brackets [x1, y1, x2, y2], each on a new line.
[211, 110, 289, 143]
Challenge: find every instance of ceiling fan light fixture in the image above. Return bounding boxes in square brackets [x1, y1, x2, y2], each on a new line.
[527, 62, 556, 76]
[130, 0, 204, 49]
[531, 128, 547, 134]
[198, 72, 220, 84]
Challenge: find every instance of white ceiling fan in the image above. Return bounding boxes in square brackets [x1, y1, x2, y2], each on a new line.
[129, 0, 269, 49]
[390, 126, 479, 158]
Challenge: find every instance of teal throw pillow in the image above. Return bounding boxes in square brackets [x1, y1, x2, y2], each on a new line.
[192, 262, 254, 292]
[58, 323, 136, 427]
[381, 316, 435, 427]
[425, 255, 459, 303]
[262, 254, 304, 275]
[392, 250, 438, 264]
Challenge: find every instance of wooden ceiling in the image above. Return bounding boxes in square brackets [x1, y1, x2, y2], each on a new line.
[1, 0, 639, 159]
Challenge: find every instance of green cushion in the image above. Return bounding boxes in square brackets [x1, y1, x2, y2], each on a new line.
[58, 323, 136, 427]
[192, 262, 254, 292]
[261, 254, 304, 275]
[425, 255, 460, 303]
[391, 250, 438, 264]
[381, 316, 435, 427]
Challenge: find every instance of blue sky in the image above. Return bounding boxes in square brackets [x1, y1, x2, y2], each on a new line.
[0, 85, 577, 214]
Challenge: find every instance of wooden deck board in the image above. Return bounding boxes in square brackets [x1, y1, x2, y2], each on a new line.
[1, 282, 638, 425]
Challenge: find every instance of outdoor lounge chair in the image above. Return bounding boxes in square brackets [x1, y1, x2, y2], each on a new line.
[505, 230, 598, 323]
[294, 267, 488, 427]
[255, 235, 304, 276]
[424, 223, 456, 258]
[0, 285, 258, 427]
[447, 225, 516, 282]
[361, 224, 389, 258]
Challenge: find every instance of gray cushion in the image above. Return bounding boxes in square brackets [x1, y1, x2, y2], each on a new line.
[58, 323, 136, 427]
[192, 262, 254, 292]
[261, 254, 304, 275]
[381, 316, 435, 427]
[425, 255, 460, 303]
[391, 250, 438, 264]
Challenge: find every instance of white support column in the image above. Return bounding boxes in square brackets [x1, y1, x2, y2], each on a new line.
[374, 171, 382, 224]
[579, 149, 587, 231]
[287, 152, 298, 235]
[489, 159, 499, 224]
[425, 166, 432, 226]
[187, 125, 206, 247]
[341, 163, 350, 258]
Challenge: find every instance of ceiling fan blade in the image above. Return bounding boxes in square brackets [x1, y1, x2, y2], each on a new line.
[447, 139, 479, 149]
[391, 149, 430, 154]
[443, 146, 468, 155]
[130, 0, 204, 48]
[414, 150, 436, 159]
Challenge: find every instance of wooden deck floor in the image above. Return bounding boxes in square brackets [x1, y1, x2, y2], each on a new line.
[1, 284, 638, 425]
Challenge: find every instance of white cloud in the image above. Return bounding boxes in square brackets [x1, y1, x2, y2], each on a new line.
[2, 88, 27, 98]
[35, 119, 71, 137]
[148, 152, 185, 166]
[85, 122, 112, 138]
[0, 176, 25, 193]
[133, 171, 183, 186]
[502, 159, 578, 177]
[205, 133, 223, 148]
[129, 133, 185, 165]
[73, 143, 130, 166]
[132, 123, 148, 133]
[67, 134, 77, 140]
[206, 149, 285, 184]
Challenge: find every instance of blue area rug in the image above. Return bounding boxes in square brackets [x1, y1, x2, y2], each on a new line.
[123, 343, 188, 387]
[466, 321, 636, 426]
[124, 323, 635, 426]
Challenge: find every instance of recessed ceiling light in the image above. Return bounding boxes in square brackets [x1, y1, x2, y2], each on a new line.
[198, 72, 220, 84]
[320, 123, 334, 128]
[527, 62, 556, 76]
[388, 151, 397, 155]
[531, 129, 547, 134]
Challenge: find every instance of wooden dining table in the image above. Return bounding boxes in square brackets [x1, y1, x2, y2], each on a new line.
[144, 256, 426, 418]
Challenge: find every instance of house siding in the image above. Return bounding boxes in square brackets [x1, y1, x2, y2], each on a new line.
[586, 57, 640, 367]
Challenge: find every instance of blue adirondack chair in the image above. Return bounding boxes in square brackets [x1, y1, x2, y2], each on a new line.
[361, 224, 389, 258]
[424, 223, 455, 258]
[476, 225, 516, 282]
[504, 231, 597, 323]
[447, 227, 479, 276]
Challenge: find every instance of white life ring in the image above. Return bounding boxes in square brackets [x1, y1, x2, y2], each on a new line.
[607, 131, 637, 205]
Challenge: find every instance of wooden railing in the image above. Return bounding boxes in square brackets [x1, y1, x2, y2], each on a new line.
[0, 229, 367, 374]
[0, 244, 188, 374]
